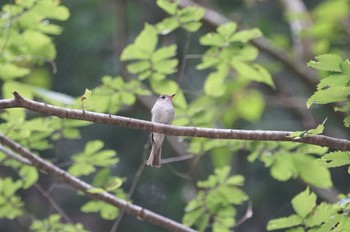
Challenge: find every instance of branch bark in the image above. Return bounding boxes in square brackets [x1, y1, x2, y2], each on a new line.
[0, 133, 196, 232]
[1, 92, 349, 151]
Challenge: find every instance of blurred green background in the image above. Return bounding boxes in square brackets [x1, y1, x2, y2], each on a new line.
[1, 0, 349, 231]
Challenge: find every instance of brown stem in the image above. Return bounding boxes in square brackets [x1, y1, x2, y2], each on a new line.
[1, 92, 349, 151]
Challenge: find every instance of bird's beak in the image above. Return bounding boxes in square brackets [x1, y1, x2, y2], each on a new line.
[169, 94, 175, 101]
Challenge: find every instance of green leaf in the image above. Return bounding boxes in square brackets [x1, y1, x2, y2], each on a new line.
[30, 214, 87, 232]
[217, 22, 237, 37]
[106, 178, 123, 191]
[68, 163, 95, 177]
[204, 65, 228, 97]
[234, 45, 259, 61]
[33, 1, 70, 21]
[178, 7, 204, 32]
[157, 0, 178, 15]
[156, 17, 180, 35]
[267, 214, 302, 231]
[151, 45, 177, 62]
[0, 178, 23, 219]
[307, 54, 343, 72]
[200, 33, 226, 47]
[182, 22, 202, 32]
[231, 61, 275, 88]
[340, 60, 350, 74]
[80, 88, 94, 110]
[317, 74, 349, 90]
[294, 154, 332, 188]
[87, 188, 106, 194]
[230, 28, 262, 43]
[22, 30, 56, 59]
[85, 140, 104, 154]
[307, 86, 350, 107]
[226, 175, 245, 186]
[320, 151, 350, 168]
[0, 64, 30, 80]
[153, 58, 178, 75]
[304, 203, 336, 227]
[307, 120, 326, 136]
[19, 166, 38, 189]
[81, 200, 119, 220]
[183, 205, 205, 227]
[292, 188, 317, 218]
[236, 90, 265, 122]
[68, 140, 118, 177]
[121, 24, 158, 60]
[270, 155, 297, 181]
[127, 61, 151, 74]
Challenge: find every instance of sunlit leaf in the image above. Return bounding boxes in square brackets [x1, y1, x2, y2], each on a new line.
[307, 54, 343, 72]
[267, 215, 302, 231]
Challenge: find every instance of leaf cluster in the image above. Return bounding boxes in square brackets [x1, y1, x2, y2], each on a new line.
[31, 214, 88, 232]
[307, 54, 350, 127]
[0, 0, 69, 80]
[183, 166, 248, 232]
[156, 0, 205, 34]
[80, 76, 150, 113]
[267, 188, 350, 232]
[248, 142, 331, 188]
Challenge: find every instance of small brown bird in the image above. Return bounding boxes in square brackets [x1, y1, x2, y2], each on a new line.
[147, 94, 175, 168]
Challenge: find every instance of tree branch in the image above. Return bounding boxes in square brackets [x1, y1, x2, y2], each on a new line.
[0, 92, 349, 151]
[0, 133, 196, 232]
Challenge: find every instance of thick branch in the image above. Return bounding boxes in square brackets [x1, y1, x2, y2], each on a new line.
[0, 92, 349, 151]
[0, 133, 195, 232]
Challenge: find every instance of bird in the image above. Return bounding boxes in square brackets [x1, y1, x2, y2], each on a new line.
[147, 94, 175, 168]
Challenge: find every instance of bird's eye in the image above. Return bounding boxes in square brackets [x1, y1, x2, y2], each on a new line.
[161, 95, 166, 99]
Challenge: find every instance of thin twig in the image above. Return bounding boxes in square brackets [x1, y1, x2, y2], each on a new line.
[35, 184, 73, 224]
[110, 143, 148, 232]
[178, 32, 191, 85]
[167, 165, 192, 181]
[1, 92, 349, 151]
[161, 154, 195, 164]
[0, 145, 32, 165]
[235, 201, 253, 228]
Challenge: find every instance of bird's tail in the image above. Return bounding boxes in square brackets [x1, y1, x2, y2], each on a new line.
[147, 144, 162, 168]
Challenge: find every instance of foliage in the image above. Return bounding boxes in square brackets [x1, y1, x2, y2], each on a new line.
[0, 0, 70, 103]
[0, 178, 23, 219]
[267, 188, 350, 231]
[198, 21, 274, 98]
[319, 151, 350, 174]
[183, 166, 248, 232]
[307, 54, 350, 127]
[156, 0, 205, 34]
[68, 140, 119, 177]
[81, 168, 127, 220]
[30, 214, 88, 232]
[307, 0, 349, 54]
[287, 119, 326, 139]
[89, 76, 151, 113]
[248, 142, 331, 188]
